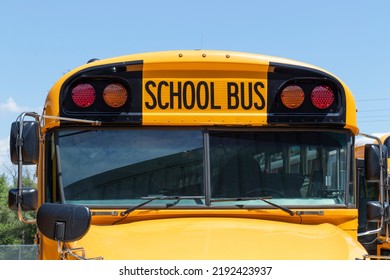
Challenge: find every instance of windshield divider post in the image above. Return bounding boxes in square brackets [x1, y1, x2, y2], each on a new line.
[203, 130, 211, 206]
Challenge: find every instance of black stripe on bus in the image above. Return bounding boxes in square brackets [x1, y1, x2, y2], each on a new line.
[267, 62, 346, 127]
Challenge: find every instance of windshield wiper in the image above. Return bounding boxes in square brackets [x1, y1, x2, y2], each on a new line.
[120, 195, 205, 216]
[112, 195, 205, 225]
[210, 197, 295, 216]
[120, 197, 159, 216]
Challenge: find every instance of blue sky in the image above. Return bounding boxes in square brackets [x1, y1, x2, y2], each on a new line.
[1, 0, 390, 175]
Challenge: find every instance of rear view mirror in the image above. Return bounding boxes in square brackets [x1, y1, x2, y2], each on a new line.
[10, 121, 39, 165]
[364, 144, 388, 182]
[8, 188, 38, 211]
[366, 201, 382, 222]
[37, 203, 91, 242]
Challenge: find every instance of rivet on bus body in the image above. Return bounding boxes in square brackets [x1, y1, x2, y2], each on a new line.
[179, 53, 183, 57]
[226, 54, 230, 58]
[202, 53, 206, 57]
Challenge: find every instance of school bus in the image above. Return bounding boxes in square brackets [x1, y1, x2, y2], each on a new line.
[355, 133, 390, 257]
[8, 50, 389, 259]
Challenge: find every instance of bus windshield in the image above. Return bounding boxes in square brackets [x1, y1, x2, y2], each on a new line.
[53, 129, 352, 207]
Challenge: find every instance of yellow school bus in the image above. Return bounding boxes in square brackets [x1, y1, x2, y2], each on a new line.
[355, 133, 390, 257]
[8, 50, 389, 259]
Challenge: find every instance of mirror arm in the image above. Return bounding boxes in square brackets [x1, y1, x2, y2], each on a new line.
[357, 226, 383, 237]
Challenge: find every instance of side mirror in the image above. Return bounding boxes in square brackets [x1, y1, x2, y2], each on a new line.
[10, 121, 39, 165]
[364, 144, 388, 182]
[366, 201, 382, 222]
[37, 203, 91, 242]
[8, 188, 38, 211]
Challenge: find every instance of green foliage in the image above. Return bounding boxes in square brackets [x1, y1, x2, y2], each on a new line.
[0, 173, 37, 245]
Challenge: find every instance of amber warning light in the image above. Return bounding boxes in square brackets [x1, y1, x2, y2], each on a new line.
[103, 84, 128, 108]
[280, 85, 305, 109]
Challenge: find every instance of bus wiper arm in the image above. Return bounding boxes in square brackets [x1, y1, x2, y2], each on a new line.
[120, 197, 159, 216]
[121, 195, 205, 216]
[211, 197, 295, 216]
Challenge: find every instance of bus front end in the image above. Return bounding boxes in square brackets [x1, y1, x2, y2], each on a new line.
[9, 50, 385, 260]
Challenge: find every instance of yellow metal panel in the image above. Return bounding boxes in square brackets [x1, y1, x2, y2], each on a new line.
[72, 217, 366, 260]
[38, 208, 363, 259]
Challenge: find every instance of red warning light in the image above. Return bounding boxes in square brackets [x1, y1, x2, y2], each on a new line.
[311, 85, 334, 109]
[71, 84, 96, 108]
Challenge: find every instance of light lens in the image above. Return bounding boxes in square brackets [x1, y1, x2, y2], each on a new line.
[71, 84, 96, 108]
[311, 85, 334, 109]
[103, 83, 128, 108]
[281, 85, 305, 109]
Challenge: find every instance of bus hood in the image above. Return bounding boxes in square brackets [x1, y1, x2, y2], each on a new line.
[73, 217, 367, 260]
